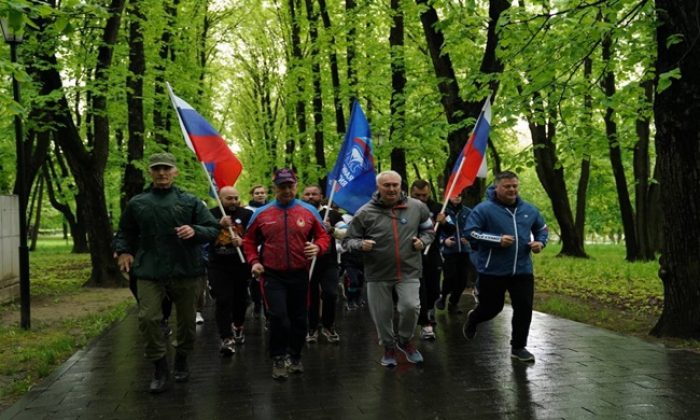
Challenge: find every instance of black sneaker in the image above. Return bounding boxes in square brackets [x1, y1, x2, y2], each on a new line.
[511, 348, 535, 362]
[149, 356, 169, 394]
[287, 357, 304, 374]
[272, 356, 288, 380]
[434, 295, 446, 310]
[173, 354, 189, 382]
[462, 309, 477, 340]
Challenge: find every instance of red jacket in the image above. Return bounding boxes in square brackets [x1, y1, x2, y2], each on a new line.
[243, 199, 331, 272]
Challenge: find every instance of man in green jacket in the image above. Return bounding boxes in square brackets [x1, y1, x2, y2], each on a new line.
[113, 152, 219, 393]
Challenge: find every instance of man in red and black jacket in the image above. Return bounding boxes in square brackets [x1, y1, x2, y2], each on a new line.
[242, 168, 331, 380]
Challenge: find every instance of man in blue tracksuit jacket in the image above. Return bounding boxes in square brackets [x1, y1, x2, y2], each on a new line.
[462, 171, 548, 362]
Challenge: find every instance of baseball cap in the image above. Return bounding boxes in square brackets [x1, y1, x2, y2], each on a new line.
[148, 152, 176, 169]
[273, 168, 297, 185]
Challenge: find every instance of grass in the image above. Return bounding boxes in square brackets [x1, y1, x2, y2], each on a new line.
[0, 301, 132, 400]
[532, 243, 699, 350]
[0, 237, 133, 410]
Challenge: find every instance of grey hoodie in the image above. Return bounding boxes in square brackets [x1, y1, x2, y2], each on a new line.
[343, 191, 435, 282]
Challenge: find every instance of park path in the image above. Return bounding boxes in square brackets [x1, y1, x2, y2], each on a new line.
[1, 296, 699, 419]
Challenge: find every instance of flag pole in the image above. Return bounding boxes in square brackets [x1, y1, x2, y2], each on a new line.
[166, 82, 245, 263]
[308, 180, 338, 280]
[423, 94, 491, 256]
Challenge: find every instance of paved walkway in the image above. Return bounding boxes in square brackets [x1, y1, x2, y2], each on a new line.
[2, 295, 699, 419]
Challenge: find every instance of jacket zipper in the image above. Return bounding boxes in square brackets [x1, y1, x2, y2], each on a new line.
[391, 208, 402, 281]
[508, 207, 518, 275]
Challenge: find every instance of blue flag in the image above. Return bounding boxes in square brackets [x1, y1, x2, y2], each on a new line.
[326, 100, 376, 214]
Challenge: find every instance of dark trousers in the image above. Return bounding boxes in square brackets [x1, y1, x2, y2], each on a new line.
[208, 265, 249, 339]
[262, 269, 308, 359]
[441, 253, 473, 306]
[418, 259, 441, 325]
[250, 278, 263, 310]
[308, 263, 338, 330]
[342, 257, 364, 304]
[469, 273, 534, 349]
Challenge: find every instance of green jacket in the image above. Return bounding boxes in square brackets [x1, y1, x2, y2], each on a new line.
[113, 185, 219, 280]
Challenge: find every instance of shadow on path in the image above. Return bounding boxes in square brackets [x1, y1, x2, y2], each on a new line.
[2, 298, 699, 419]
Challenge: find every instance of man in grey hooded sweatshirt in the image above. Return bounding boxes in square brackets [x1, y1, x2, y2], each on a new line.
[343, 170, 435, 367]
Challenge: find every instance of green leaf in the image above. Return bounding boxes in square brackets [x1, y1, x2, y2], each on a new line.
[657, 68, 681, 94]
[665, 33, 684, 49]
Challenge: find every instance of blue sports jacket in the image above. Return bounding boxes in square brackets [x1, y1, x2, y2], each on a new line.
[439, 202, 472, 256]
[466, 186, 548, 276]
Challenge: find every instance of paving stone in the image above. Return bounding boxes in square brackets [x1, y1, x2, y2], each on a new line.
[2, 302, 700, 419]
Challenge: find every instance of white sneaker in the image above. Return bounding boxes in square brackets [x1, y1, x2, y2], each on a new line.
[220, 338, 235, 356]
[306, 329, 318, 343]
[421, 325, 436, 341]
[195, 312, 204, 325]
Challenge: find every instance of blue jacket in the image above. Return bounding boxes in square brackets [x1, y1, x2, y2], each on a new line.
[466, 186, 548, 276]
[439, 202, 471, 256]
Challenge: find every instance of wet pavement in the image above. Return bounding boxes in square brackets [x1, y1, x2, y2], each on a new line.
[2, 295, 700, 420]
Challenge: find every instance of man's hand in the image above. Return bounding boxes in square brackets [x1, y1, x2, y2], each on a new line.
[175, 225, 195, 239]
[500, 234, 514, 247]
[529, 241, 544, 254]
[251, 263, 264, 277]
[436, 212, 447, 224]
[412, 237, 425, 251]
[231, 236, 243, 247]
[445, 236, 456, 247]
[361, 239, 376, 252]
[219, 216, 232, 228]
[304, 241, 320, 259]
[117, 253, 134, 273]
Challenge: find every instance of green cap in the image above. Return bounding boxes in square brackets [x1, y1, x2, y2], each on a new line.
[148, 152, 176, 168]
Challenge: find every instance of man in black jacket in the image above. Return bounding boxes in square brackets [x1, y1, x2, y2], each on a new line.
[113, 152, 219, 393]
[409, 180, 443, 340]
[208, 186, 253, 356]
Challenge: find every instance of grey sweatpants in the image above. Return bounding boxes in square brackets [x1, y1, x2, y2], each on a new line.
[366, 279, 420, 347]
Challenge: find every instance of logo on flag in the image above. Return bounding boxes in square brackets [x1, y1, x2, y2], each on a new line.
[327, 100, 376, 214]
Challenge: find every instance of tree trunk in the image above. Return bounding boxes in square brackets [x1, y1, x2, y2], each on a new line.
[29, 175, 44, 251]
[318, 0, 346, 134]
[346, 0, 357, 106]
[633, 79, 656, 260]
[123, 0, 146, 209]
[389, 0, 407, 181]
[304, 0, 327, 187]
[287, 0, 307, 172]
[153, 0, 180, 146]
[602, 30, 638, 261]
[44, 157, 88, 253]
[650, 0, 700, 338]
[34, 0, 126, 286]
[417, 0, 508, 197]
[527, 113, 586, 257]
[575, 57, 593, 244]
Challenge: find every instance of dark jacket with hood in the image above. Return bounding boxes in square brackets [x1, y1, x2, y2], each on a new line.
[113, 185, 220, 280]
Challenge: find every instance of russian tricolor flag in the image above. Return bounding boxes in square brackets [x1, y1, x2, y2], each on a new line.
[444, 96, 491, 200]
[167, 83, 243, 190]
